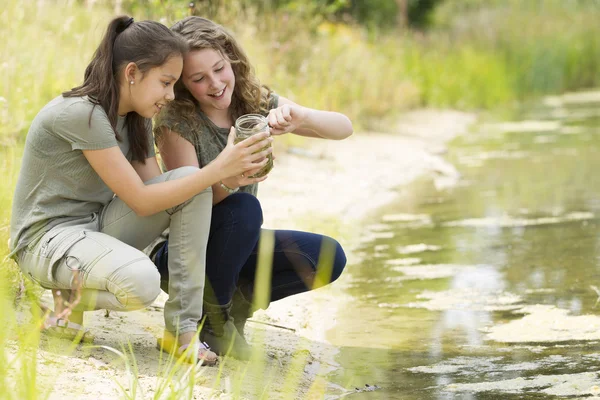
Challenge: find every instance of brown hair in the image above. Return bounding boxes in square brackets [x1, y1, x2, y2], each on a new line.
[169, 16, 271, 122]
[63, 16, 188, 162]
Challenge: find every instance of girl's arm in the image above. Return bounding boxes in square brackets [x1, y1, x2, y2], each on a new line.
[132, 156, 163, 182]
[83, 130, 271, 216]
[158, 127, 268, 205]
[268, 96, 353, 140]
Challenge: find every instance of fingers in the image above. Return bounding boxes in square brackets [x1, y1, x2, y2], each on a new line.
[239, 167, 270, 184]
[268, 105, 292, 130]
[244, 162, 269, 177]
[248, 148, 272, 163]
[246, 136, 273, 154]
[238, 174, 268, 186]
[252, 174, 269, 183]
[269, 127, 286, 136]
[227, 126, 236, 146]
[280, 104, 292, 124]
[237, 131, 270, 148]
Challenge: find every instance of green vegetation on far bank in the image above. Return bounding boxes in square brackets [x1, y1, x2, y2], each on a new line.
[1, 0, 599, 146]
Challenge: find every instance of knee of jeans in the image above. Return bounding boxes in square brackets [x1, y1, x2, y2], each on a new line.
[330, 240, 347, 283]
[229, 192, 263, 232]
[168, 166, 201, 179]
[116, 259, 161, 310]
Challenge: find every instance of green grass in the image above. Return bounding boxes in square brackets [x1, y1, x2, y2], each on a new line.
[2, 0, 599, 144]
[0, 145, 21, 298]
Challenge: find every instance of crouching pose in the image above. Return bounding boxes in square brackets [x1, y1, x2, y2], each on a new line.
[151, 16, 352, 360]
[9, 16, 272, 365]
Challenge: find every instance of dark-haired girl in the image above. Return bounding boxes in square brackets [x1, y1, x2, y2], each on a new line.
[9, 16, 272, 365]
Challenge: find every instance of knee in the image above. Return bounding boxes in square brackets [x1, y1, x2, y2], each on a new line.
[226, 192, 263, 233]
[168, 166, 200, 179]
[113, 258, 161, 310]
[327, 239, 347, 283]
[169, 167, 213, 194]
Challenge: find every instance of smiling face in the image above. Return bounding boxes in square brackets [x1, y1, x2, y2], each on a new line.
[181, 48, 236, 119]
[129, 55, 183, 118]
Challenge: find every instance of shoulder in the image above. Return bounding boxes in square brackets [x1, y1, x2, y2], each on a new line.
[268, 91, 279, 109]
[34, 96, 117, 147]
[59, 96, 106, 118]
[52, 96, 110, 128]
[155, 101, 187, 128]
[154, 101, 206, 143]
[259, 87, 279, 114]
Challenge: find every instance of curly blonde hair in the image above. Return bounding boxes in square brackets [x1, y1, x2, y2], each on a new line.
[169, 16, 271, 123]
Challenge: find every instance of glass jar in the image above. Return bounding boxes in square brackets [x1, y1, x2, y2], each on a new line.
[234, 114, 274, 178]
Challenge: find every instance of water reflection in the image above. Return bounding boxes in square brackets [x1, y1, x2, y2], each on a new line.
[329, 91, 600, 399]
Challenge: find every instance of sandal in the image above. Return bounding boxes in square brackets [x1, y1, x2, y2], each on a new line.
[43, 316, 95, 344]
[157, 332, 218, 366]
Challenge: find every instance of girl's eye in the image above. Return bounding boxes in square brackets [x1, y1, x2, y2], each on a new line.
[193, 77, 204, 83]
[163, 82, 171, 87]
[215, 66, 224, 72]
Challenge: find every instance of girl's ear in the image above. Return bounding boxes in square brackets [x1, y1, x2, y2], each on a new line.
[123, 62, 138, 84]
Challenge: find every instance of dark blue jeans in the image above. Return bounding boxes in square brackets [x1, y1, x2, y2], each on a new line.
[154, 193, 347, 306]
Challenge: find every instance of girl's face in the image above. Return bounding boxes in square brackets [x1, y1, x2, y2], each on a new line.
[181, 48, 235, 117]
[129, 56, 183, 118]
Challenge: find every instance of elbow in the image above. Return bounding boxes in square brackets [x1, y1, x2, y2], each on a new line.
[128, 188, 157, 217]
[131, 202, 154, 217]
[135, 206, 154, 217]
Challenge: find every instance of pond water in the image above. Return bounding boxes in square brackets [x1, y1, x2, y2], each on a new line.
[328, 91, 600, 399]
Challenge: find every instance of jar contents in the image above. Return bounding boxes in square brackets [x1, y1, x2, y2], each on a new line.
[234, 114, 274, 178]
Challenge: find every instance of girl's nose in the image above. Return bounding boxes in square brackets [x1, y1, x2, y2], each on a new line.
[165, 85, 175, 101]
[207, 75, 219, 89]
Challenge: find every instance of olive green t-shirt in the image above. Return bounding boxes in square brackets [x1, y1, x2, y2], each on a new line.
[9, 96, 155, 258]
[154, 93, 279, 196]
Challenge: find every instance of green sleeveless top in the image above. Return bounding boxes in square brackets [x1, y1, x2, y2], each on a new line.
[154, 93, 279, 196]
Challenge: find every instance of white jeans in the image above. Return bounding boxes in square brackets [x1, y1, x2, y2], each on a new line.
[18, 167, 212, 335]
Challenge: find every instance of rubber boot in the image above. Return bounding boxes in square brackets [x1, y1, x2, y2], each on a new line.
[230, 286, 254, 336]
[200, 301, 251, 361]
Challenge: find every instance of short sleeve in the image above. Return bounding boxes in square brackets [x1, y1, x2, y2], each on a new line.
[268, 92, 279, 110]
[52, 100, 118, 151]
[154, 103, 201, 147]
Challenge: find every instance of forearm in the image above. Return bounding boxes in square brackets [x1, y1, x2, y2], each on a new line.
[135, 163, 225, 215]
[298, 108, 353, 140]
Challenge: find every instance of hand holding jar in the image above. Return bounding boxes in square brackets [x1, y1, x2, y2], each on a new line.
[234, 114, 274, 178]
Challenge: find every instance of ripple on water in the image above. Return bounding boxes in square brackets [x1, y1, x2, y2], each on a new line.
[390, 264, 481, 280]
[445, 371, 600, 397]
[397, 243, 442, 254]
[381, 213, 432, 227]
[357, 231, 394, 243]
[384, 257, 421, 266]
[482, 120, 561, 134]
[408, 356, 503, 375]
[409, 353, 597, 378]
[443, 212, 594, 228]
[405, 289, 523, 311]
[485, 305, 600, 343]
[544, 90, 600, 106]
